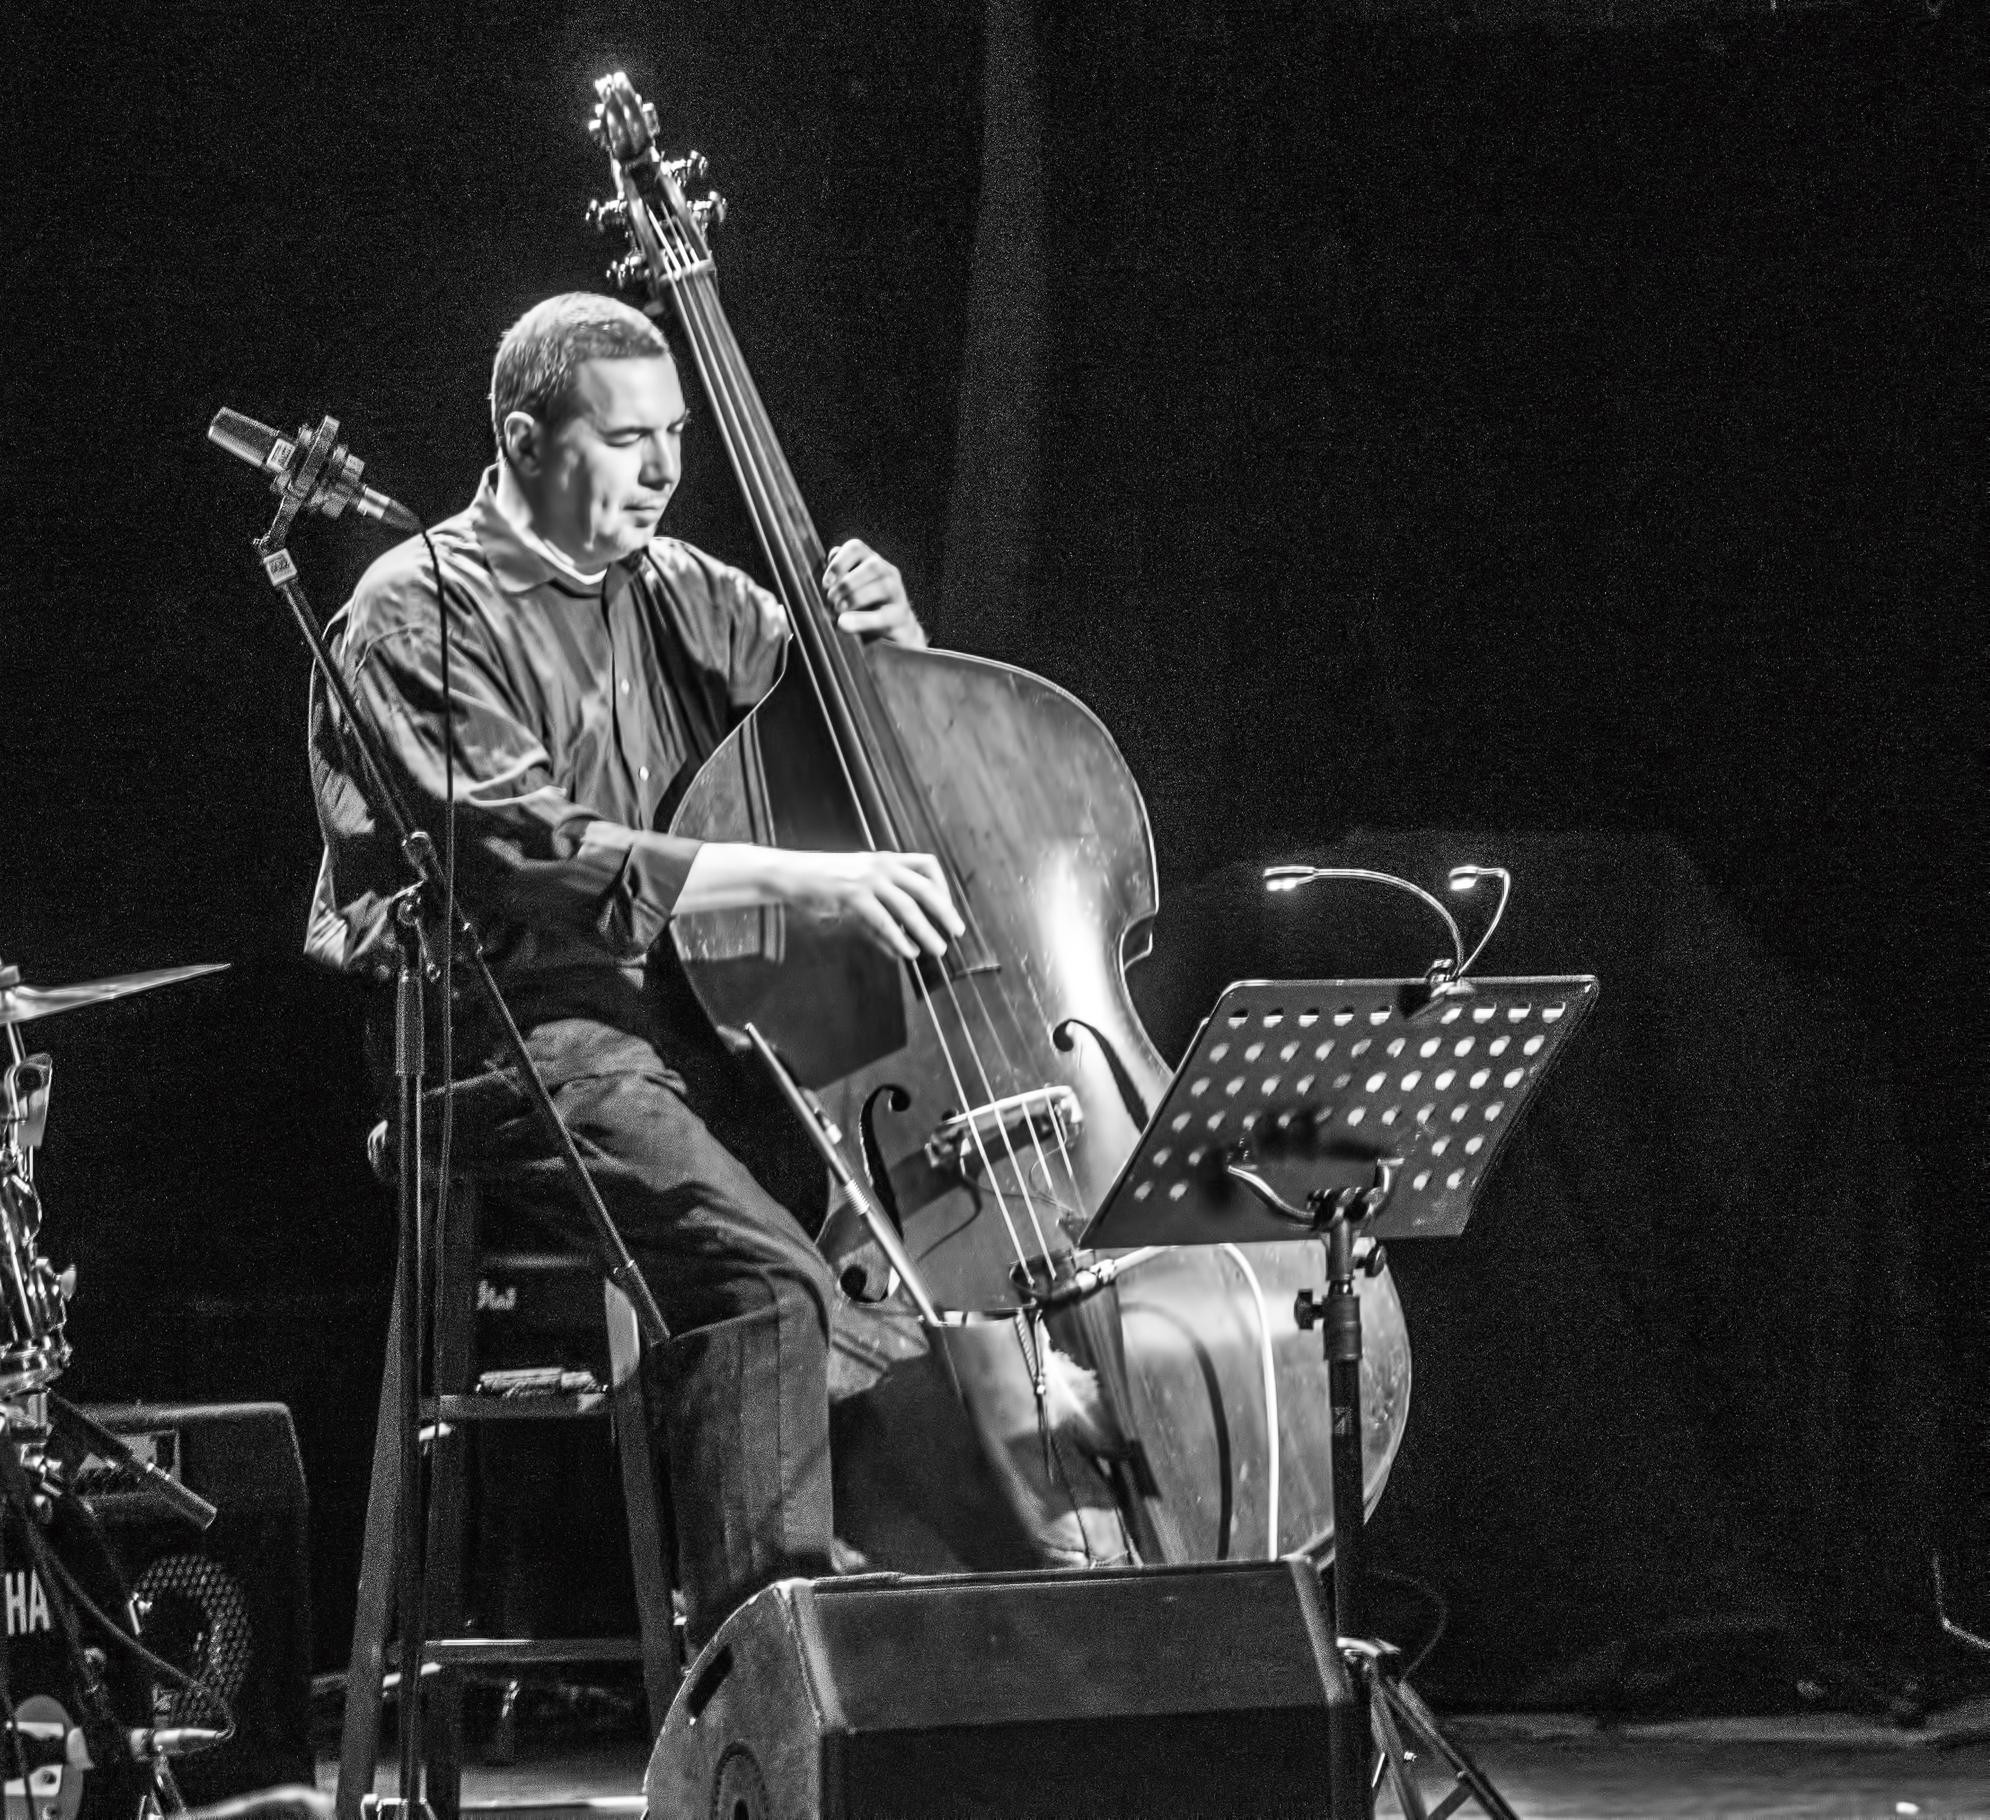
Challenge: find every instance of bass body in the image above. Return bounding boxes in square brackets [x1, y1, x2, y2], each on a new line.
[589, 71, 1410, 1565]
[672, 638, 1411, 1557]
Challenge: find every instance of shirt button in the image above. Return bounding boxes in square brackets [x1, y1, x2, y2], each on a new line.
[639, 766, 650, 781]
[620, 680, 631, 693]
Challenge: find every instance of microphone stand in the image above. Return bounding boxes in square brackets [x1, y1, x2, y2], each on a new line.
[247, 502, 670, 1819]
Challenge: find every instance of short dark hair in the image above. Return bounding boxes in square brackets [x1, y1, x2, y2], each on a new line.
[490, 293, 672, 454]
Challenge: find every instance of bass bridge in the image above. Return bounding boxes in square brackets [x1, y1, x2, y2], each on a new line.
[925, 1085, 1084, 1175]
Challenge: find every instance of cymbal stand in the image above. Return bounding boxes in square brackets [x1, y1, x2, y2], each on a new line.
[244, 508, 672, 1819]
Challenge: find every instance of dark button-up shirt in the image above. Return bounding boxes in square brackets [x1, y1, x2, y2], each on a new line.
[307, 469, 786, 1030]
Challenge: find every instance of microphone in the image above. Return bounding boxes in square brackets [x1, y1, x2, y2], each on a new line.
[0, 1721, 226, 1770]
[46, 1393, 219, 1530]
[208, 408, 420, 532]
[1022, 1247, 1165, 1312]
[1026, 1255, 1125, 1312]
[127, 1727, 229, 1761]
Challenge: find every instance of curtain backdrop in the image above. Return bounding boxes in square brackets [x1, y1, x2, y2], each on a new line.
[5, 1, 1979, 1690]
[1131, 832, 1943, 1703]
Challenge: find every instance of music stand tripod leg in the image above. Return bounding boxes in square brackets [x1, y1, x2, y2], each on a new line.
[1371, 1669, 1522, 1820]
[1365, 1665, 1430, 1820]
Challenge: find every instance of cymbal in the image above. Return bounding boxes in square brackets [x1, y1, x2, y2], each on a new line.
[0, 963, 230, 1029]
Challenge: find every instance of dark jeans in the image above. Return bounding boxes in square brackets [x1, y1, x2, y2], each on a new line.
[440, 1016, 836, 1648]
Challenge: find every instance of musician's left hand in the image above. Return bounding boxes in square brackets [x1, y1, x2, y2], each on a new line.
[824, 541, 927, 648]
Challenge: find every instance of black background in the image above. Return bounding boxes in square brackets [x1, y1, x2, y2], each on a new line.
[3, 0, 1982, 1700]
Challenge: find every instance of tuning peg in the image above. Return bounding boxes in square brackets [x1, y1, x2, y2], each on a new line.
[690, 192, 728, 235]
[641, 100, 661, 139]
[586, 109, 608, 149]
[606, 252, 649, 291]
[586, 197, 629, 235]
[662, 150, 709, 186]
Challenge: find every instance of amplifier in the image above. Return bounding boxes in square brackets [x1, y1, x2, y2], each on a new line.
[471, 1250, 610, 1378]
[468, 1249, 633, 1637]
[646, 1558, 1362, 1820]
[80, 1401, 313, 1804]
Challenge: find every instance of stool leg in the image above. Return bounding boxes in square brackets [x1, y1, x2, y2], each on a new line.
[424, 1182, 480, 1820]
[606, 1282, 680, 1727]
[337, 1274, 407, 1820]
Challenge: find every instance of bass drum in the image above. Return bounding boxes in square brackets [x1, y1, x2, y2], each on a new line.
[824, 1234, 1411, 1572]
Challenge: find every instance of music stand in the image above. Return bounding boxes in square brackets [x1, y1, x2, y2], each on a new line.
[1081, 974, 1597, 1819]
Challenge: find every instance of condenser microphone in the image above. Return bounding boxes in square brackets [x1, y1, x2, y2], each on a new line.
[126, 1727, 229, 1761]
[208, 408, 420, 531]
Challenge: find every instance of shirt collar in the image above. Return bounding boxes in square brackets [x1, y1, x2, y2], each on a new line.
[470, 467, 632, 600]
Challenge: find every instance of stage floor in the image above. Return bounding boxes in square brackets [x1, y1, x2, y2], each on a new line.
[327, 1704, 1990, 1818]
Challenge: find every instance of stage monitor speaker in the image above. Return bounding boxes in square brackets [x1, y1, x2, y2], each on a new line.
[645, 1558, 1360, 1820]
[79, 1401, 313, 1804]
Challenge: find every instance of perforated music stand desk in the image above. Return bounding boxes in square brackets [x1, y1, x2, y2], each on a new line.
[1079, 974, 1596, 1820]
[1080, 975, 1597, 1251]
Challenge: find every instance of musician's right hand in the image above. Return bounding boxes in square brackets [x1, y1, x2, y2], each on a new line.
[676, 843, 964, 960]
[774, 849, 964, 960]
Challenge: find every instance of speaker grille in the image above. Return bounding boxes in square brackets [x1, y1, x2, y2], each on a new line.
[133, 1551, 253, 1724]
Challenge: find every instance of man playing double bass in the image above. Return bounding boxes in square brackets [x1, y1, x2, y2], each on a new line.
[307, 292, 963, 1648]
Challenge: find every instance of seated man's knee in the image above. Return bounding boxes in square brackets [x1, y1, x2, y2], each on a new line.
[764, 1236, 836, 1336]
[663, 1196, 835, 1337]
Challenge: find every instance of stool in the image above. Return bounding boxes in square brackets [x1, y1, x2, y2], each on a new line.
[336, 1168, 680, 1820]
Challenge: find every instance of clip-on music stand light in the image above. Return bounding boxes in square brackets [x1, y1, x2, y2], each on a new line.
[1083, 972, 1597, 1819]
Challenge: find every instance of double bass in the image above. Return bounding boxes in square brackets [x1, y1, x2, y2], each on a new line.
[589, 75, 1410, 1565]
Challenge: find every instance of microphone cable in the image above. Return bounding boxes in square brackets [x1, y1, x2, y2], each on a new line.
[1217, 1242, 1280, 1561]
[420, 530, 459, 1253]
[4, 1471, 238, 1752]
[0, 1513, 33, 1820]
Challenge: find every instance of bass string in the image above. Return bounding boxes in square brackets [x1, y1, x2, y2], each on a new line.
[665, 279, 1074, 1264]
[668, 267, 1061, 1259]
[689, 274, 1093, 1235]
[666, 268, 1016, 977]
[911, 967, 1058, 1270]
[930, 971, 1061, 1267]
[678, 270, 936, 883]
[711, 307, 1011, 973]
[697, 296, 1086, 1262]
[888, 752, 1092, 1225]
[684, 285, 1065, 1273]
[924, 717, 1148, 1229]
[948, 917, 1096, 1210]
[941, 966, 1087, 1235]
[679, 278, 918, 885]
[645, 182, 1072, 1291]
[666, 265, 1051, 1285]
[670, 283, 1089, 1275]
[662, 271, 878, 845]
